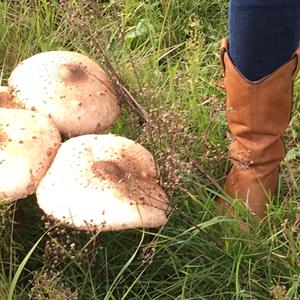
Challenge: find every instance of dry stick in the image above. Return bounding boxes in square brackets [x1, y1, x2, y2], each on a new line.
[193, 162, 224, 192]
[116, 15, 145, 102]
[80, 23, 149, 123]
[118, 84, 149, 122]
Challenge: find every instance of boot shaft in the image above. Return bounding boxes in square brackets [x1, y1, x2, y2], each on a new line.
[221, 39, 300, 171]
[220, 39, 300, 213]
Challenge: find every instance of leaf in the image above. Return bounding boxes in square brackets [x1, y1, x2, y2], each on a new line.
[285, 147, 300, 162]
[8, 232, 47, 300]
[125, 18, 153, 48]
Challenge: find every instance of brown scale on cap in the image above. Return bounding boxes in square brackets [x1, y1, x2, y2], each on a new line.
[58, 64, 88, 84]
[0, 126, 8, 150]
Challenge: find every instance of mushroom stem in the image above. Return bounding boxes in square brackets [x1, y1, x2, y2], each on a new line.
[0, 86, 13, 108]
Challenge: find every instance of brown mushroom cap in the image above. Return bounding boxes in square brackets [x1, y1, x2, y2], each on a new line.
[36, 134, 170, 231]
[0, 108, 61, 201]
[8, 51, 120, 137]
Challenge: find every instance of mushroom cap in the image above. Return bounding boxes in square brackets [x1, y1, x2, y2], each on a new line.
[0, 86, 13, 108]
[0, 86, 25, 109]
[8, 51, 120, 136]
[0, 108, 61, 202]
[36, 134, 170, 231]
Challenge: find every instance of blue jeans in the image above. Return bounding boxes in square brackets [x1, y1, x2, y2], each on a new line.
[229, 0, 300, 81]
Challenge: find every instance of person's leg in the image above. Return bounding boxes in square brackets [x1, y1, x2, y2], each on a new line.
[229, 0, 300, 81]
[218, 0, 300, 214]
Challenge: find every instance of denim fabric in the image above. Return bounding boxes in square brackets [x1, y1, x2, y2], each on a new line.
[229, 0, 300, 81]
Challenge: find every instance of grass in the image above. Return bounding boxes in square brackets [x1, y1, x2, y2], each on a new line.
[1, 0, 300, 299]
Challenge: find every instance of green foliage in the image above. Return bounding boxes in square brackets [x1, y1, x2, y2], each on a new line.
[0, 0, 300, 299]
[285, 147, 300, 162]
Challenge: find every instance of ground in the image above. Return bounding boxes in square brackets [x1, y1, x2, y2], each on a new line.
[1, 1, 300, 299]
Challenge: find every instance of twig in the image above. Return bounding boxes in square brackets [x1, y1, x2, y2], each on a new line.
[193, 162, 224, 192]
[117, 83, 148, 122]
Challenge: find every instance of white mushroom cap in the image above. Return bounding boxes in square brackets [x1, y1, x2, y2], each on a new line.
[0, 108, 61, 201]
[9, 51, 120, 136]
[37, 134, 170, 231]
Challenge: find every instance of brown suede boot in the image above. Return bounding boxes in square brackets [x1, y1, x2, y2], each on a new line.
[218, 39, 300, 215]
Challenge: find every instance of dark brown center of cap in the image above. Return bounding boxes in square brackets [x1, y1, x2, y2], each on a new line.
[91, 160, 169, 211]
[91, 160, 125, 182]
[58, 64, 87, 83]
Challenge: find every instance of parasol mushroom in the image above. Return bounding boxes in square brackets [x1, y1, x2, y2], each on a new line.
[36, 134, 170, 231]
[0, 108, 61, 201]
[8, 51, 120, 137]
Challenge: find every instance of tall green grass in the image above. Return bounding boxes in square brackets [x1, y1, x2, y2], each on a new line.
[1, 1, 300, 299]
